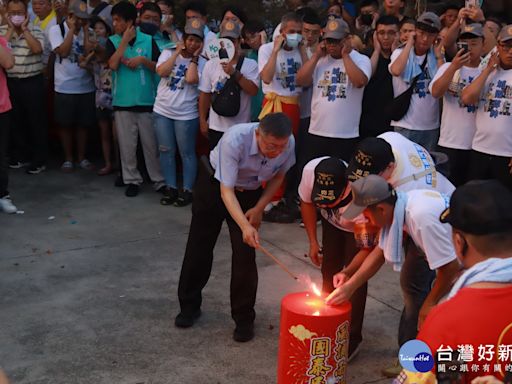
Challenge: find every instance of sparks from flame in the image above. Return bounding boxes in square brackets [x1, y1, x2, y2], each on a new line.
[310, 282, 322, 297]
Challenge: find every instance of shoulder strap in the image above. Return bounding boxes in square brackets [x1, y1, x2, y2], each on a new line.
[394, 168, 435, 187]
[59, 20, 66, 39]
[91, 2, 109, 16]
[410, 54, 429, 87]
[235, 55, 244, 71]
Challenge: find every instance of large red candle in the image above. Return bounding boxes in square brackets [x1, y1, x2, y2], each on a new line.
[277, 292, 352, 384]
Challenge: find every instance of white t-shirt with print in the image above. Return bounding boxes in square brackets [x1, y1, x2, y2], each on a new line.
[404, 189, 457, 270]
[300, 46, 314, 119]
[389, 48, 440, 131]
[472, 67, 512, 157]
[258, 42, 303, 97]
[379, 132, 455, 195]
[429, 63, 481, 150]
[309, 52, 372, 139]
[198, 56, 259, 133]
[154, 50, 206, 120]
[49, 22, 95, 94]
[299, 157, 365, 232]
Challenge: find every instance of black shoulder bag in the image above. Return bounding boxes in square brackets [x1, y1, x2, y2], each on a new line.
[211, 56, 244, 117]
[385, 54, 428, 122]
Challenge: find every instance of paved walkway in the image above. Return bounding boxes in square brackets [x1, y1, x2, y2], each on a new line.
[0, 166, 402, 383]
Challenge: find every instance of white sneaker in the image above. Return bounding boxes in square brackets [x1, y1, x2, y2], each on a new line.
[0, 195, 17, 214]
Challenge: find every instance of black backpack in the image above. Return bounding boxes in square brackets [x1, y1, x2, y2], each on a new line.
[211, 56, 244, 117]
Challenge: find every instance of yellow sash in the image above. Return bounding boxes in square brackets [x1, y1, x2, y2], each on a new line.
[34, 10, 56, 31]
[258, 92, 299, 120]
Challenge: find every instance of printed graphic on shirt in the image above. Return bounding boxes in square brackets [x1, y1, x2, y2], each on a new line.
[447, 75, 477, 113]
[277, 58, 300, 92]
[483, 79, 512, 118]
[168, 63, 187, 91]
[317, 67, 348, 101]
[69, 38, 85, 64]
[414, 70, 432, 98]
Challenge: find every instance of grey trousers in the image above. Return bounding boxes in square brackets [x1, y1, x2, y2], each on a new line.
[114, 111, 164, 187]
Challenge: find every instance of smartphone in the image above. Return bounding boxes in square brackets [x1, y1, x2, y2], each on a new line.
[457, 41, 469, 54]
[465, 0, 478, 8]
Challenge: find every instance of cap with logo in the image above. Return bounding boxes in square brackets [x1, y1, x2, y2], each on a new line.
[416, 11, 442, 32]
[184, 18, 205, 39]
[346, 138, 394, 182]
[323, 18, 350, 40]
[342, 175, 395, 220]
[459, 23, 484, 38]
[220, 21, 241, 39]
[311, 157, 349, 206]
[69, 0, 91, 19]
[498, 24, 512, 43]
[439, 180, 512, 235]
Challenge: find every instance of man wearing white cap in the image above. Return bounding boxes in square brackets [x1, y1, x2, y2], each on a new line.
[461, 24, 512, 191]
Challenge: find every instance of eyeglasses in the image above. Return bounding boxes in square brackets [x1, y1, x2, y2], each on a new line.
[259, 134, 288, 152]
[499, 42, 512, 51]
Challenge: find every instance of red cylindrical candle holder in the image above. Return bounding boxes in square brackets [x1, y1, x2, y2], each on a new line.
[277, 292, 352, 384]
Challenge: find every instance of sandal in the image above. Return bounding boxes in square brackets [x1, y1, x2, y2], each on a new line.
[97, 165, 113, 176]
[160, 188, 178, 206]
[174, 190, 193, 207]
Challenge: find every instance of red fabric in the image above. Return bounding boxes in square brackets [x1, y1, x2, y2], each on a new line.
[418, 285, 512, 382]
[261, 98, 300, 201]
[0, 37, 12, 113]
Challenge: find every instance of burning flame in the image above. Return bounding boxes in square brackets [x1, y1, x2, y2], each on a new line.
[310, 282, 322, 297]
[313, 311, 320, 316]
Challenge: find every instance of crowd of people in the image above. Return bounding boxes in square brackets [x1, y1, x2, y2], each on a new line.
[1, 0, 512, 382]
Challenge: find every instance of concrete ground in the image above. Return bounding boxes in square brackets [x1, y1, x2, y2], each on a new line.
[0, 164, 403, 384]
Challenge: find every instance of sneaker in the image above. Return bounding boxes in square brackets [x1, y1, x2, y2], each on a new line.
[381, 359, 403, 378]
[114, 175, 126, 187]
[160, 187, 178, 205]
[26, 164, 46, 174]
[125, 184, 139, 197]
[233, 323, 254, 342]
[174, 309, 201, 328]
[174, 190, 193, 207]
[61, 161, 74, 173]
[9, 161, 29, 169]
[0, 195, 17, 214]
[78, 159, 95, 171]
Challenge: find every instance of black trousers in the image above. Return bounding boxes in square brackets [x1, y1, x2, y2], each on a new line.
[469, 150, 512, 191]
[302, 133, 360, 169]
[436, 145, 472, 187]
[0, 112, 10, 197]
[7, 74, 48, 166]
[321, 217, 367, 348]
[208, 129, 224, 151]
[178, 163, 263, 326]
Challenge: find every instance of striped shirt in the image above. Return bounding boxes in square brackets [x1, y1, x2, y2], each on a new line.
[0, 24, 44, 78]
